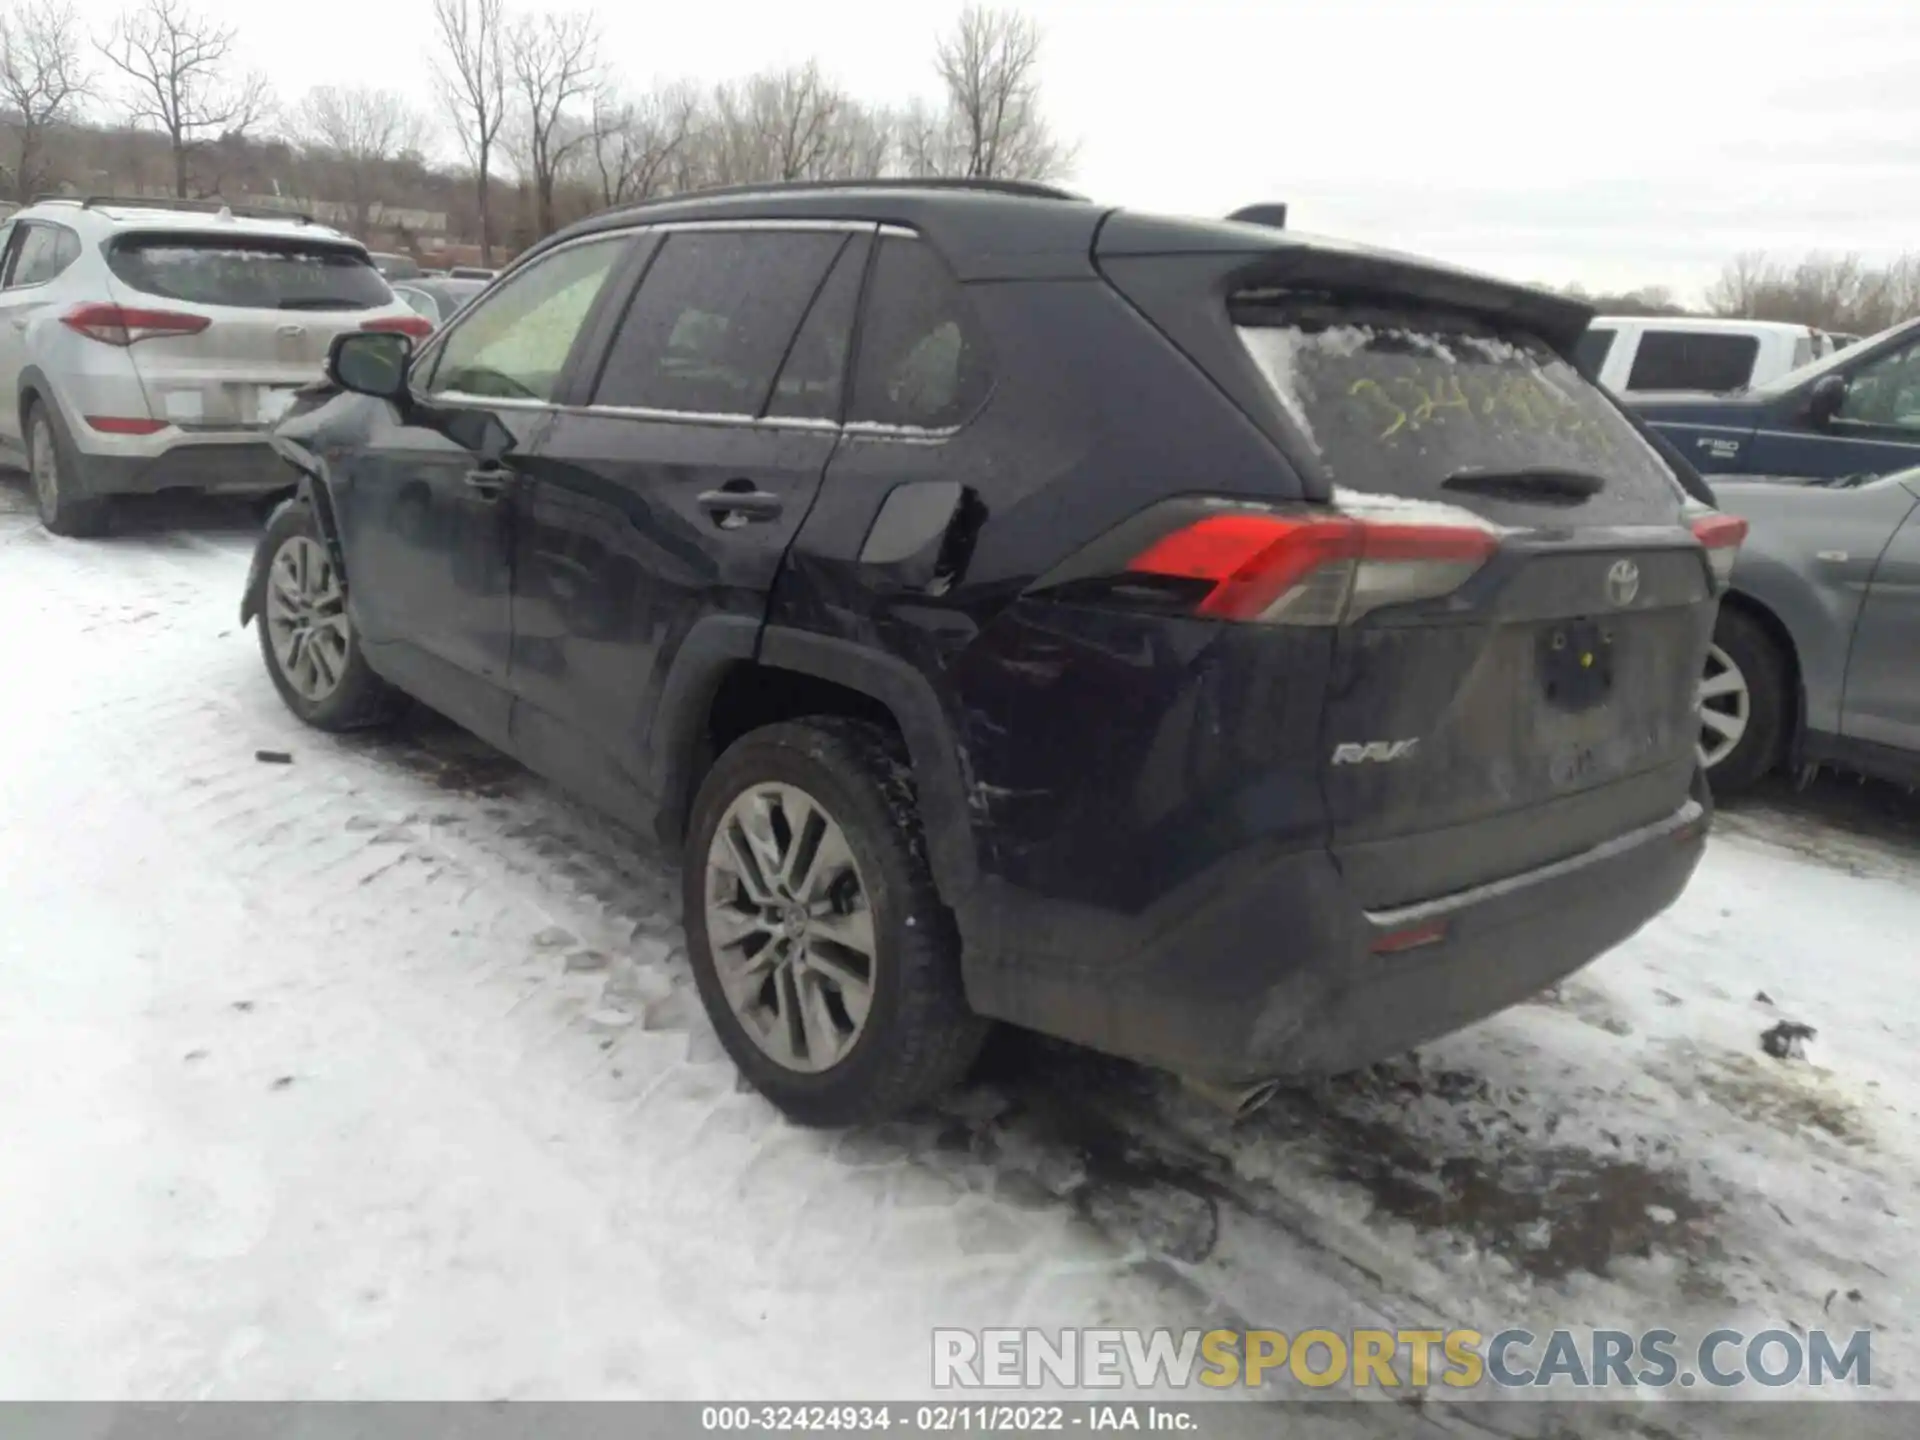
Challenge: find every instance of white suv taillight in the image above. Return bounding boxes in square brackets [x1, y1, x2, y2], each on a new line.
[61, 303, 211, 346]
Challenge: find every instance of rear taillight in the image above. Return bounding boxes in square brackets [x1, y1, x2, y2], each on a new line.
[61, 303, 210, 346]
[1113, 498, 1501, 626]
[1689, 511, 1748, 592]
[363, 315, 434, 339]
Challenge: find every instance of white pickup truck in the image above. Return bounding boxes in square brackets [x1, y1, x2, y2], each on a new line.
[1576, 316, 1836, 396]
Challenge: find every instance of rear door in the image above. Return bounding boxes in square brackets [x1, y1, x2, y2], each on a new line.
[103, 230, 397, 428]
[1234, 297, 1716, 907]
[506, 223, 865, 818]
[0, 221, 81, 448]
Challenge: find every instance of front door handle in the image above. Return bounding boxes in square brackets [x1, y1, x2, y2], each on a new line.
[697, 483, 783, 527]
[7, 318, 26, 332]
[464, 464, 516, 500]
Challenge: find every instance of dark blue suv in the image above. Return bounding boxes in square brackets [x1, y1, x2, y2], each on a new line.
[1632, 316, 1920, 484]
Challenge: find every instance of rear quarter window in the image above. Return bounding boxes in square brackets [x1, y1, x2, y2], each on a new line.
[1235, 296, 1682, 517]
[108, 235, 392, 311]
[1624, 330, 1759, 392]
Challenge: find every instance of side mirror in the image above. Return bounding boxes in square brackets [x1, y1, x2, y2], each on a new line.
[327, 331, 412, 402]
[1807, 373, 1848, 426]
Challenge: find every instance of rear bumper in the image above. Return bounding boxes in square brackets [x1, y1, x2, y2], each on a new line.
[70, 440, 296, 498]
[967, 787, 1710, 1085]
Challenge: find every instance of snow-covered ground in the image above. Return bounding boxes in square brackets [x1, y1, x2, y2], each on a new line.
[2, 482, 1915, 1414]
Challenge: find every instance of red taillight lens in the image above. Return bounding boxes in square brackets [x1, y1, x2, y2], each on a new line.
[1690, 511, 1748, 592]
[1122, 503, 1499, 625]
[84, 415, 168, 435]
[61, 303, 210, 346]
[363, 314, 434, 339]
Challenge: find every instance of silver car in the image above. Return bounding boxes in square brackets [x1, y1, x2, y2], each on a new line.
[1702, 469, 1920, 790]
[0, 196, 431, 535]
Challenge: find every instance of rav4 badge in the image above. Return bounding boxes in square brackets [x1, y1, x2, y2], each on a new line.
[1332, 739, 1420, 765]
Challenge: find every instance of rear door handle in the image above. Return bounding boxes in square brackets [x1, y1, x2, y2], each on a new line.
[464, 464, 516, 500]
[7, 319, 26, 332]
[697, 484, 783, 526]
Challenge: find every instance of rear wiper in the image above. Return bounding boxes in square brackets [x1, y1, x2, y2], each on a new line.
[1441, 467, 1606, 504]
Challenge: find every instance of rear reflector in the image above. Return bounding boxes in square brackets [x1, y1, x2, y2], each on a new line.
[84, 415, 167, 435]
[363, 314, 434, 339]
[1689, 511, 1748, 591]
[1126, 505, 1499, 625]
[1371, 918, 1450, 954]
[62, 303, 210, 346]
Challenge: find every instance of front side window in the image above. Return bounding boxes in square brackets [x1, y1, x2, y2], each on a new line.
[592, 230, 844, 416]
[849, 237, 993, 430]
[1837, 340, 1920, 429]
[425, 236, 627, 403]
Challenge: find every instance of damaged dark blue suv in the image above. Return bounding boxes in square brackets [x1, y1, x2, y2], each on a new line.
[244, 180, 1729, 1125]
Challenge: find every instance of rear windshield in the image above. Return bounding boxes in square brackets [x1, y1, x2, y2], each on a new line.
[1235, 296, 1681, 509]
[108, 235, 392, 311]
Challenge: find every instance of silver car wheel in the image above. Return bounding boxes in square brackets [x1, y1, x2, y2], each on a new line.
[28, 411, 58, 517]
[1698, 641, 1751, 769]
[264, 535, 351, 703]
[704, 782, 876, 1074]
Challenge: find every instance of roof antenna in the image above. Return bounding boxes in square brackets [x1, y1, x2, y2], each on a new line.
[1229, 203, 1287, 229]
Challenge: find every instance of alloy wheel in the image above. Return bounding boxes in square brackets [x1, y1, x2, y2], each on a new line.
[265, 535, 351, 703]
[1697, 641, 1751, 770]
[704, 782, 877, 1074]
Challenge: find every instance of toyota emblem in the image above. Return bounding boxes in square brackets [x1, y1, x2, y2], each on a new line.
[1605, 558, 1641, 607]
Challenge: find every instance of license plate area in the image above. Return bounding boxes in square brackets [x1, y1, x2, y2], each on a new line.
[1536, 617, 1616, 713]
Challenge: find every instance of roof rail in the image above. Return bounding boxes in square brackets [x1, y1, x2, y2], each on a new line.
[609, 176, 1086, 212]
[70, 195, 319, 225]
[1228, 203, 1288, 230]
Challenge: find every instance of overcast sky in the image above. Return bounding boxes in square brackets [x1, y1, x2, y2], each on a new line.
[71, 0, 1920, 302]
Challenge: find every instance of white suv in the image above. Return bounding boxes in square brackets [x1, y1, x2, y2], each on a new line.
[0, 196, 432, 535]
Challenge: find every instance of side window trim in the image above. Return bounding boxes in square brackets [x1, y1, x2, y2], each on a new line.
[753, 230, 860, 420]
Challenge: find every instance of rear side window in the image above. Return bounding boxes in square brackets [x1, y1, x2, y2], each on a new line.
[1624, 330, 1759, 392]
[593, 230, 843, 416]
[108, 234, 393, 311]
[1235, 297, 1680, 508]
[849, 238, 993, 430]
[1573, 327, 1615, 376]
[8, 223, 78, 287]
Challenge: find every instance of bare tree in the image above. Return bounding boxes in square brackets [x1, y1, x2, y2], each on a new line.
[99, 0, 270, 197]
[1706, 250, 1920, 335]
[293, 87, 426, 234]
[931, 4, 1071, 181]
[0, 0, 90, 201]
[432, 0, 507, 261]
[584, 80, 699, 208]
[507, 9, 599, 239]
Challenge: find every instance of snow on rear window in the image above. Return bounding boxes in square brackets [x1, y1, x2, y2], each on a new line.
[1235, 300, 1680, 514]
[109, 235, 391, 312]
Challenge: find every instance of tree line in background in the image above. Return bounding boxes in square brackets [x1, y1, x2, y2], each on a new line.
[0, 0, 1072, 258]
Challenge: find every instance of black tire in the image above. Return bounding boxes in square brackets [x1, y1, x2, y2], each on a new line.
[682, 718, 989, 1127]
[254, 501, 403, 731]
[1703, 605, 1790, 796]
[25, 398, 110, 538]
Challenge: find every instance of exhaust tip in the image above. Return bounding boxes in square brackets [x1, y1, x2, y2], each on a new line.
[1181, 1074, 1282, 1121]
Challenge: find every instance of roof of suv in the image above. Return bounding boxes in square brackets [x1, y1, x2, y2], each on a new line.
[17, 196, 361, 248]
[539, 179, 1594, 342]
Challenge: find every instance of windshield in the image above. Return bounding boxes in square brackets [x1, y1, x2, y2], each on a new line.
[1748, 315, 1920, 397]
